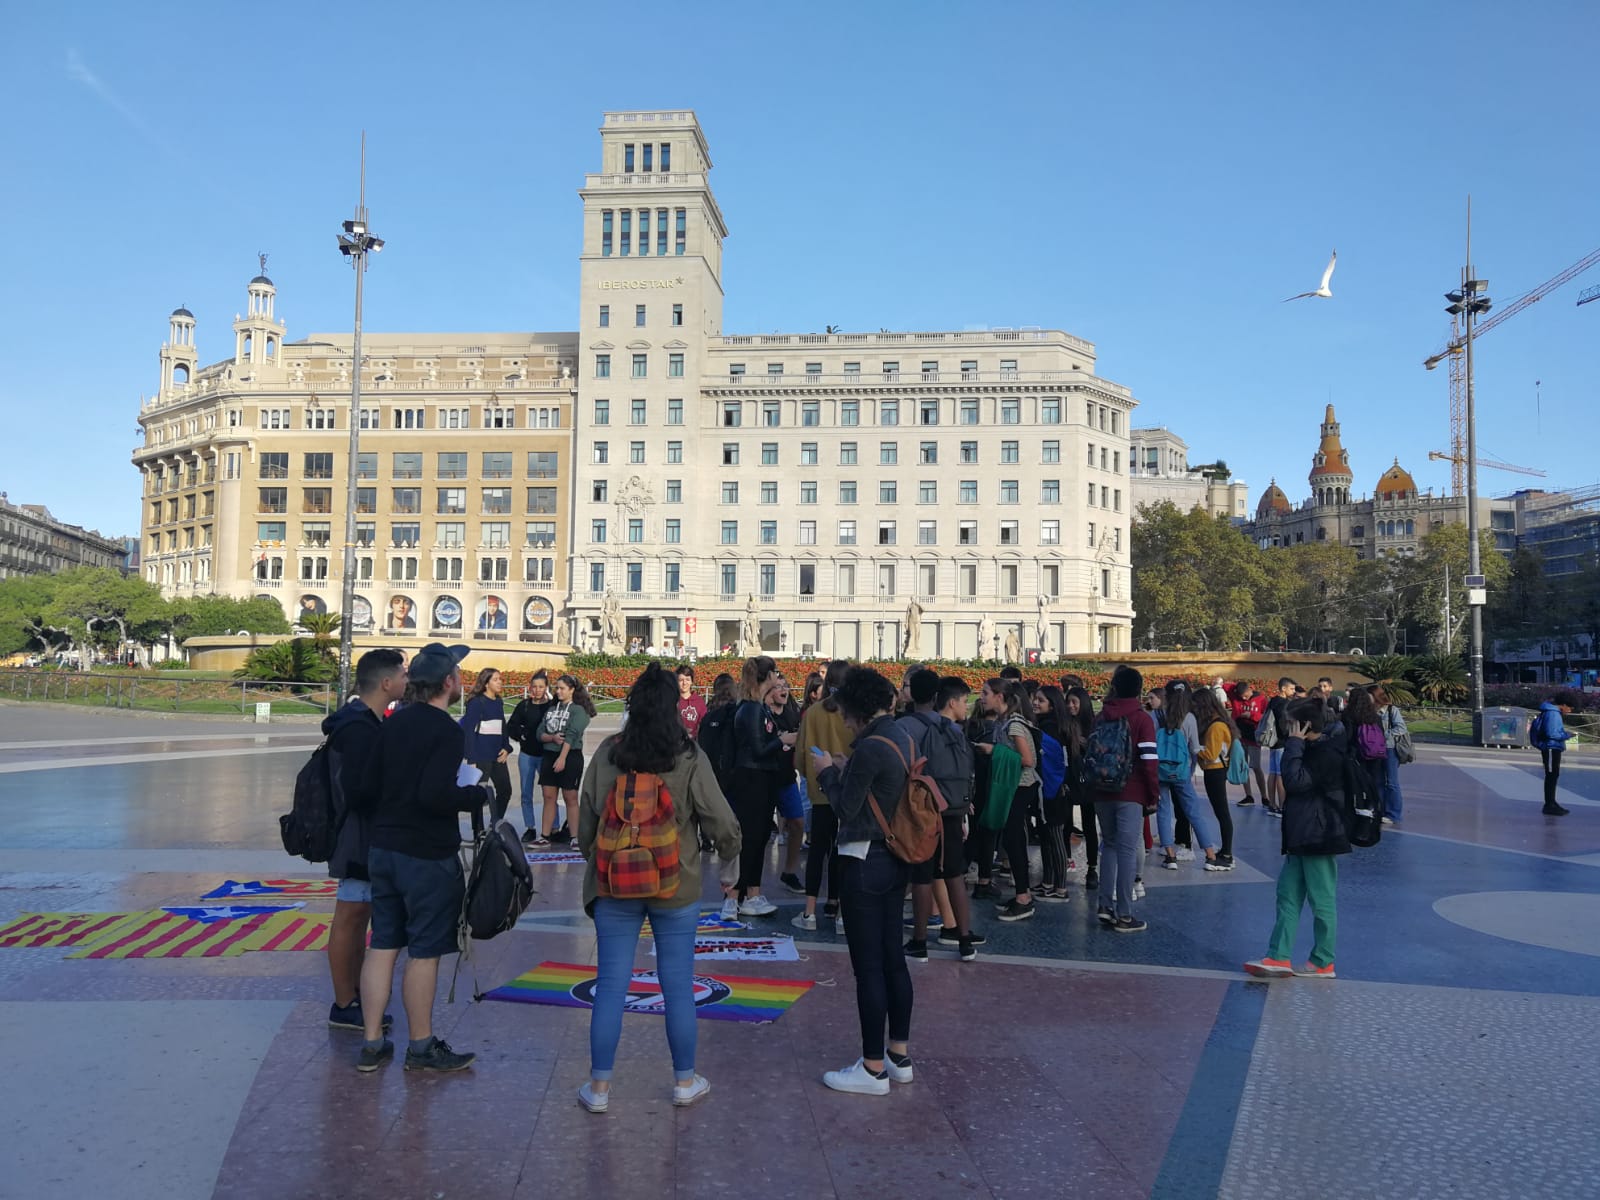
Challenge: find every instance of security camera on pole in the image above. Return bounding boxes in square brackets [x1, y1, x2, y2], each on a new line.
[335, 134, 385, 701]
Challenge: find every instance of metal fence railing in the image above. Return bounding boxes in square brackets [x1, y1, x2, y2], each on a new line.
[0, 670, 336, 718]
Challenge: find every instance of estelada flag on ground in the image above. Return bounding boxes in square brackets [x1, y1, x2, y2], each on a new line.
[0, 912, 146, 949]
[67, 909, 286, 959]
[200, 879, 340, 899]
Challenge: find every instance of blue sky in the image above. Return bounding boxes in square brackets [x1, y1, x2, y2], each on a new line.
[1, 1, 1595, 536]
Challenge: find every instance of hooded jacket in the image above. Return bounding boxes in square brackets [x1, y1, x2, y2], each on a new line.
[1279, 718, 1352, 857]
[1531, 701, 1573, 750]
[323, 700, 382, 881]
[1097, 696, 1160, 809]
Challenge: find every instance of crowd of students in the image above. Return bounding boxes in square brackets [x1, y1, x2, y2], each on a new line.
[312, 646, 1566, 1106]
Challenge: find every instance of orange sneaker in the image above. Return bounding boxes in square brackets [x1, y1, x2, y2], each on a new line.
[1292, 962, 1336, 978]
[1243, 957, 1294, 978]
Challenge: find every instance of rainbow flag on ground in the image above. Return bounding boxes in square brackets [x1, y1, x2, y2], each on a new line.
[0, 912, 145, 949]
[483, 960, 813, 1024]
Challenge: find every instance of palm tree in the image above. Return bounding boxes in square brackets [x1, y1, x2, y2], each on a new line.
[234, 639, 335, 684]
[1411, 652, 1468, 704]
[299, 611, 342, 659]
[1351, 654, 1416, 704]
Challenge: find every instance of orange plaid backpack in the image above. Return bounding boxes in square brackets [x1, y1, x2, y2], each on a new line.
[595, 771, 681, 900]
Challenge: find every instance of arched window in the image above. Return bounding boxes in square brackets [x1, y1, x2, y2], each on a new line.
[1406, 519, 1414, 536]
[265, 336, 276, 359]
[173, 363, 189, 385]
[242, 333, 253, 358]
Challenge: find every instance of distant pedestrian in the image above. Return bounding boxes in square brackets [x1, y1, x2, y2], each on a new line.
[674, 665, 707, 739]
[506, 671, 554, 844]
[1373, 685, 1408, 823]
[533, 675, 596, 844]
[1230, 682, 1268, 806]
[728, 656, 794, 915]
[1531, 700, 1573, 816]
[793, 660, 851, 934]
[461, 667, 512, 832]
[1094, 665, 1160, 932]
[1264, 678, 1299, 814]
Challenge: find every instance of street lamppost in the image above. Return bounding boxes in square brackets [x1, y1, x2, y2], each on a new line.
[334, 138, 384, 701]
[1445, 264, 1491, 715]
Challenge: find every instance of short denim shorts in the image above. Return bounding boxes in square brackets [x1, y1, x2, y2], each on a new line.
[335, 877, 372, 904]
[368, 846, 463, 959]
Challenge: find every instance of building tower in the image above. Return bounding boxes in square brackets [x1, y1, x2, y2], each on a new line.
[233, 260, 286, 369]
[1308, 403, 1352, 507]
[570, 111, 730, 650]
[159, 306, 198, 395]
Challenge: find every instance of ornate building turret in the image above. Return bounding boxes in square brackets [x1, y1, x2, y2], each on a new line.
[159, 306, 198, 395]
[232, 255, 285, 368]
[1308, 403, 1352, 506]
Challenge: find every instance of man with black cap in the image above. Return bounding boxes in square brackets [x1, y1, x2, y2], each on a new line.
[355, 643, 495, 1073]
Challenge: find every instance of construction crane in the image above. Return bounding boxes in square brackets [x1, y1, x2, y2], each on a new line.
[1423, 245, 1600, 494]
[1579, 283, 1600, 307]
[1426, 450, 1546, 478]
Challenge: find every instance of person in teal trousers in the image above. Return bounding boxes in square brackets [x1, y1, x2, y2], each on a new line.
[1245, 697, 1351, 979]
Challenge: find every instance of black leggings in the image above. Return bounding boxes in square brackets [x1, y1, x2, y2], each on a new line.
[1201, 768, 1232, 858]
[805, 803, 841, 903]
[1075, 797, 1099, 868]
[731, 767, 782, 893]
[1002, 782, 1039, 895]
[1541, 747, 1563, 808]
[840, 847, 913, 1060]
[470, 759, 512, 834]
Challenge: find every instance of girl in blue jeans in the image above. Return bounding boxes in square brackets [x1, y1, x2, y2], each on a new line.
[576, 664, 742, 1113]
[1157, 684, 1227, 872]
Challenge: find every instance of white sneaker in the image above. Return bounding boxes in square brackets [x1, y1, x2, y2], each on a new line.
[720, 897, 740, 921]
[672, 1074, 711, 1106]
[1176, 847, 1195, 862]
[834, 913, 846, 935]
[791, 912, 817, 932]
[577, 1081, 608, 1113]
[1133, 879, 1146, 900]
[885, 1054, 913, 1085]
[739, 895, 777, 917]
[822, 1058, 890, 1096]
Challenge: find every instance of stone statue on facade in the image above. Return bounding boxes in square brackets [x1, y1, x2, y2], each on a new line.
[1004, 628, 1022, 665]
[601, 590, 625, 653]
[977, 612, 995, 662]
[741, 593, 761, 656]
[1035, 594, 1052, 657]
[903, 598, 923, 659]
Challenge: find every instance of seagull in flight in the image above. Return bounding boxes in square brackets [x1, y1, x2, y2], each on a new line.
[1284, 250, 1337, 301]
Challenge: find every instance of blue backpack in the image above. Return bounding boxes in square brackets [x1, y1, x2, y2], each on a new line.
[1226, 734, 1249, 785]
[1038, 732, 1066, 800]
[1156, 726, 1190, 784]
[1082, 717, 1133, 793]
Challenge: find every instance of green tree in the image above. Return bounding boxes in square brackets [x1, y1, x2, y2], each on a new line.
[1408, 524, 1512, 652]
[1350, 556, 1414, 654]
[1350, 654, 1416, 704]
[1132, 502, 1272, 650]
[1411, 651, 1469, 703]
[47, 568, 166, 666]
[1262, 542, 1360, 652]
[298, 611, 342, 656]
[0, 575, 71, 658]
[174, 595, 292, 641]
[1487, 547, 1551, 653]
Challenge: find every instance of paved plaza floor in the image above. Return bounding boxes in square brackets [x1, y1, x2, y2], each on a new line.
[0, 700, 1596, 1199]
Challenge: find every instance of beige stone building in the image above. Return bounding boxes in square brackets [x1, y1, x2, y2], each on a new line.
[134, 110, 1137, 658]
[133, 280, 576, 645]
[1127, 425, 1250, 520]
[0, 494, 126, 579]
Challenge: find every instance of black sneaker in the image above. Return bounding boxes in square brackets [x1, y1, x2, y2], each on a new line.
[1113, 916, 1148, 934]
[996, 899, 1036, 922]
[1083, 868, 1099, 891]
[356, 1039, 394, 1073]
[780, 872, 805, 895]
[520, 829, 539, 845]
[1213, 853, 1236, 871]
[1096, 905, 1117, 926]
[903, 938, 928, 961]
[971, 882, 1002, 900]
[1237, 796, 1256, 807]
[938, 928, 985, 946]
[1544, 804, 1571, 816]
[403, 1038, 476, 1073]
[328, 1001, 393, 1032]
[958, 938, 977, 962]
[1162, 853, 1179, 871]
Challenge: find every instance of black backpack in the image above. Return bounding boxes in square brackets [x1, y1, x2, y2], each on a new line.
[697, 702, 738, 782]
[1343, 754, 1382, 849]
[278, 741, 336, 862]
[462, 820, 536, 940]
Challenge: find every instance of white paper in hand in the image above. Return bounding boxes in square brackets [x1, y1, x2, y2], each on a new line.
[457, 762, 483, 787]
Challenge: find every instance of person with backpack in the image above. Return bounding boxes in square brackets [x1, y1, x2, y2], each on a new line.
[1031, 685, 1073, 902]
[1245, 697, 1351, 979]
[1087, 665, 1160, 932]
[812, 667, 920, 1096]
[460, 667, 512, 834]
[1343, 686, 1389, 825]
[1260, 677, 1299, 815]
[793, 660, 851, 935]
[1229, 681, 1268, 807]
[1372, 685, 1409, 824]
[1064, 685, 1100, 893]
[900, 670, 978, 961]
[1530, 698, 1573, 817]
[354, 643, 497, 1073]
[323, 648, 407, 1033]
[575, 663, 742, 1113]
[531, 675, 595, 846]
[696, 673, 740, 796]
[1156, 684, 1227, 872]
[1190, 687, 1238, 870]
[767, 675, 808, 895]
[505, 671, 554, 845]
[974, 679, 1041, 922]
[727, 656, 794, 917]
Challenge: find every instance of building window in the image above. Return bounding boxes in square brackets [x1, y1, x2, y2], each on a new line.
[629, 441, 645, 465]
[877, 521, 896, 546]
[260, 453, 288, 480]
[527, 487, 557, 514]
[959, 521, 978, 546]
[591, 519, 608, 543]
[760, 481, 778, 504]
[760, 520, 778, 545]
[721, 521, 738, 545]
[675, 208, 686, 255]
[392, 524, 421, 548]
[1000, 398, 1020, 424]
[722, 443, 739, 466]
[801, 401, 819, 426]
[999, 480, 1019, 504]
[839, 482, 857, 504]
[723, 402, 742, 427]
[665, 479, 682, 503]
[1114, 489, 1122, 512]
[479, 556, 510, 582]
[665, 519, 681, 544]
[667, 398, 683, 424]
[1088, 483, 1098, 506]
[667, 353, 684, 378]
[881, 400, 899, 426]
[919, 399, 939, 425]
[631, 354, 647, 379]
[595, 354, 610, 378]
[840, 442, 857, 465]
[838, 519, 857, 545]
[1000, 563, 1019, 597]
[665, 562, 681, 593]
[880, 442, 898, 465]
[761, 443, 779, 466]
[960, 399, 979, 425]
[303, 453, 334, 479]
[593, 442, 609, 465]
[634, 304, 647, 328]
[598, 304, 610, 327]
[838, 564, 856, 598]
[627, 562, 643, 593]
[959, 480, 978, 504]
[526, 521, 556, 548]
[919, 481, 937, 504]
[1041, 480, 1060, 503]
[667, 440, 683, 463]
[480, 488, 511, 516]
[1041, 519, 1061, 545]
[841, 401, 859, 427]
[672, 303, 683, 326]
[918, 520, 937, 546]
[767, 362, 784, 378]
[759, 563, 776, 596]
[1041, 398, 1061, 423]
[627, 518, 644, 543]
[800, 442, 818, 465]
[1042, 440, 1060, 464]
[762, 402, 780, 427]
[799, 563, 816, 595]
[799, 520, 817, 545]
[627, 399, 646, 426]
[720, 564, 737, 596]
[590, 563, 605, 593]
[527, 451, 559, 479]
[879, 481, 898, 503]
[800, 481, 817, 504]
[436, 488, 466, 515]
[881, 361, 900, 381]
[620, 209, 631, 255]
[391, 487, 421, 514]
[722, 482, 739, 504]
[959, 441, 978, 465]
[601, 210, 613, 256]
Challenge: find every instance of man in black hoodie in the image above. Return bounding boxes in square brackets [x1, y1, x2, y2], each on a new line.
[324, 648, 408, 1032]
[354, 643, 495, 1073]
